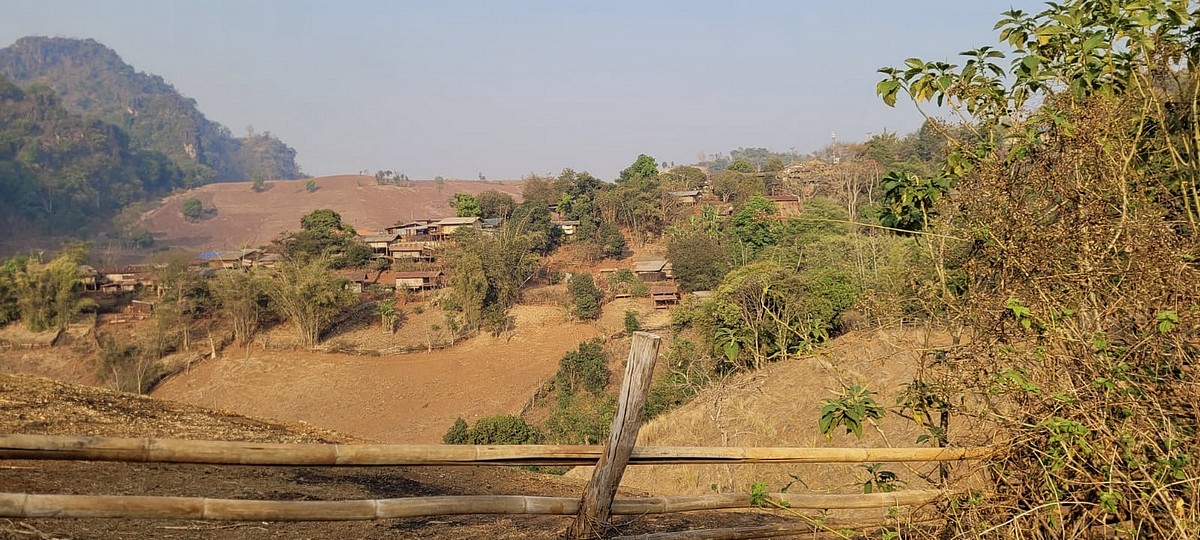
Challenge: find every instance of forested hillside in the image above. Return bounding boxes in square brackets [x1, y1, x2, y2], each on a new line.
[0, 74, 180, 233]
[0, 36, 302, 187]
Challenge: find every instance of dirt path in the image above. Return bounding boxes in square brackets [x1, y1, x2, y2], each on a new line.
[154, 305, 604, 443]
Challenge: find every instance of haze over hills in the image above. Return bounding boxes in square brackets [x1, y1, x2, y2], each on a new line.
[0, 36, 302, 187]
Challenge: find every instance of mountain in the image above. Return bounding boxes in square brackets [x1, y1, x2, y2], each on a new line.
[0, 36, 302, 187]
[0, 73, 180, 233]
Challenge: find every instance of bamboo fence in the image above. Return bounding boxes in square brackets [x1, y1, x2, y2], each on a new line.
[0, 490, 946, 521]
[0, 434, 993, 466]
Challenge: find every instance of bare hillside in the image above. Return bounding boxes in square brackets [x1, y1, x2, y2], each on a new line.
[153, 305, 606, 443]
[139, 176, 524, 250]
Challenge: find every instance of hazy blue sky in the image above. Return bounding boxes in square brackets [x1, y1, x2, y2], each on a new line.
[2, 1, 1043, 180]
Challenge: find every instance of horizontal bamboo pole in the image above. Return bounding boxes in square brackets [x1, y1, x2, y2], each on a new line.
[0, 434, 992, 466]
[0, 490, 946, 521]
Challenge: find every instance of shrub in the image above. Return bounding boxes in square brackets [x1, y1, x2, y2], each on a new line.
[567, 272, 602, 320]
[555, 338, 609, 397]
[442, 415, 542, 445]
[623, 310, 640, 335]
[181, 197, 203, 221]
[544, 392, 616, 445]
[443, 418, 469, 444]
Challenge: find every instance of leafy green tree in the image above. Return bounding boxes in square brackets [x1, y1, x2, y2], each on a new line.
[476, 189, 516, 219]
[13, 253, 92, 332]
[596, 222, 627, 259]
[726, 157, 756, 173]
[510, 201, 561, 255]
[877, 171, 951, 233]
[300, 209, 346, 231]
[251, 174, 268, 192]
[730, 195, 779, 263]
[555, 339, 609, 396]
[446, 227, 539, 331]
[449, 193, 481, 217]
[262, 257, 354, 348]
[618, 154, 659, 184]
[568, 272, 602, 320]
[667, 232, 728, 292]
[181, 197, 203, 221]
[305, 179, 318, 192]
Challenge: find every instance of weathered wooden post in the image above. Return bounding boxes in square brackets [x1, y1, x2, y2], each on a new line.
[567, 331, 661, 539]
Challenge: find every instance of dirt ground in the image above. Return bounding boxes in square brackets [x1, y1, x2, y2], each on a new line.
[137, 175, 525, 251]
[153, 304, 611, 444]
[0, 374, 804, 540]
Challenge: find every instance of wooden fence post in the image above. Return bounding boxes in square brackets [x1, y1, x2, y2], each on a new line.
[567, 331, 661, 539]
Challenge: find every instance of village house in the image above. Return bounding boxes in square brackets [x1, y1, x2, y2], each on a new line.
[668, 190, 702, 204]
[431, 216, 482, 238]
[360, 233, 400, 256]
[395, 271, 445, 291]
[386, 219, 437, 240]
[77, 265, 101, 292]
[388, 242, 437, 263]
[551, 220, 580, 236]
[650, 284, 681, 309]
[632, 259, 669, 282]
[208, 248, 263, 270]
[766, 194, 803, 217]
[335, 270, 372, 294]
[253, 253, 284, 269]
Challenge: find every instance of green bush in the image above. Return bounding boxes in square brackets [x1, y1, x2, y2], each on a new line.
[544, 392, 616, 444]
[700, 261, 858, 370]
[442, 415, 542, 445]
[555, 339, 609, 398]
[623, 310, 640, 335]
[568, 272, 602, 320]
[443, 418, 469, 444]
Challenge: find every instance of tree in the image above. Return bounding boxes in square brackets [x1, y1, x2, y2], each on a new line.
[13, 252, 91, 332]
[659, 166, 707, 191]
[300, 209, 345, 231]
[555, 339, 609, 396]
[262, 257, 354, 348]
[181, 197, 203, 221]
[726, 157, 755, 173]
[251, 174, 268, 192]
[152, 252, 208, 351]
[596, 222, 626, 259]
[305, 179, 317, 192]
[521, 174, 560, 205]
[618, 154, 659, 184]
[667, 232, 728, 292]
[730, 195, 779, 263]
[477, 189, 516, 219]
[375, 299, 399, 334]
[448, 193, 481, 217]
[568, 272, 602, 320]
[874, 1, 1200, 535]
[209, 269, 265, 346]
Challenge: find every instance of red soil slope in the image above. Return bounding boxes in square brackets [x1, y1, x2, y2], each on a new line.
[139, 176, 524, 250]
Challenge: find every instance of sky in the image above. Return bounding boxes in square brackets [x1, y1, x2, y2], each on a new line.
[2, 1, 1044, 180]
